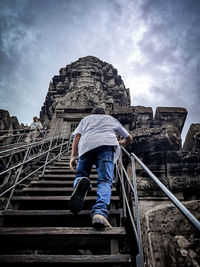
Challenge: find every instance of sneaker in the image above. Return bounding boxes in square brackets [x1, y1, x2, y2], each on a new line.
[92, 214, 112, 228]
[69, 177, 91, 214]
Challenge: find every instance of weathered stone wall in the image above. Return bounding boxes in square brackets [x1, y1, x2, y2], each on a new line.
[142, 200, 200, 267]
[0, 109, 21, 145]
[183, 124, 200, 152]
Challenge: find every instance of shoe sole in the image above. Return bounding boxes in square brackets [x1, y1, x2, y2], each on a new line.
[69, 177, 91, 214]
[92, 217, 111, 228]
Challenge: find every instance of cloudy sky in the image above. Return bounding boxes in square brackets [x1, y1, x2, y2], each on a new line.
[0, 0, 200, 142]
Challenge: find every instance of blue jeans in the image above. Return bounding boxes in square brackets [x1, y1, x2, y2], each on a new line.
[74, 145, 114, 218]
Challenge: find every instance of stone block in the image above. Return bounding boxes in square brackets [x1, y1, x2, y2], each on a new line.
[111, 107, 134, 131]
[141, 200, 200, 267]
[133, 106, 153, 128]
[154, 107, 187, 133]
[166, 151, 200, 194]
[183, 124, 200, 152]
[131, 126, 181, 155]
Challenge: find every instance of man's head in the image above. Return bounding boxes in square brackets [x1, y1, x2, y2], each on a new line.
[33, 116, 38, 122]
[91, 107, 105, 115]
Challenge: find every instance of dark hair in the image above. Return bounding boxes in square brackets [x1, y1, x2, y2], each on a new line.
[91, 107, 105, 114]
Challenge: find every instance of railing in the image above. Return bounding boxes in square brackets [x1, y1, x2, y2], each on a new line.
[116, 149, 144, 267]
[0, 135, 72, 210]
[116, 146, 200, 267]
[0, 128, 25, 133]
[0, 129, 50, 150]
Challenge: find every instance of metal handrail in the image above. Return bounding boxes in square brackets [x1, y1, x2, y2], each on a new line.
[121, 146, 200, 233]
[0, 128, 26, 133]
[0, 132, 59, 155]
[0, 130, 50, 149]
[2, 142, 72, 198]
[0, 139, 71, 197]
[116, 150, 144, 267]
[1, 138, 72, 210]
[0, 135, 67, 176]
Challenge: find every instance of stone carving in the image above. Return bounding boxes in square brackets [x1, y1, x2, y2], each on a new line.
[40, 56, 130, 130]
[142, 200, 200, 267]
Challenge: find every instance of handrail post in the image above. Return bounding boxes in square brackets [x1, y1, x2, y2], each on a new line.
[131, 157, 144, 267]
[6, 132, 24, 169]
[5, 144, 31, 211]
[38, 130, 49, 154]
[120, 151, 127, 218]
[42, 140, 53, 176]
[58, 136, 65, 160]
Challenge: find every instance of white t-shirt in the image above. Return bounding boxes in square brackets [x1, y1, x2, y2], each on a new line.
[30, 122, 43, 130]
[72, 114, 129, 162]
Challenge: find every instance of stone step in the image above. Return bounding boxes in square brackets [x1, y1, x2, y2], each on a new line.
[0, 227, 125, 253]
[30, 180, 101, 187]
[39, 174, 99, 180]
[15, 187, 117, 196]
[44, 169, 98, 174]
[46, 166, 97, 173]
[0, 226, 125, 237]
[1, 210, 121, 227]
[0, 254, 132, 265]
[10, 196, 120, 210]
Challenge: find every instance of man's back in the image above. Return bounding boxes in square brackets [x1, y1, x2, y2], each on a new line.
[72, 114, 129, 162]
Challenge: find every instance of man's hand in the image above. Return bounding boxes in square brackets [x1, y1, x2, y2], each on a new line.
[70, 134, 81, 172]
[119, 139, 127, 147]
[119, 135, 132, 147]
[70, 158, 77, 172]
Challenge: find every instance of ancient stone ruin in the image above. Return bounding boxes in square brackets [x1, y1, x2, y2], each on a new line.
[0, 56, 199, 266]
[40, 56, 130, 137]
[39, 56, 200, 266]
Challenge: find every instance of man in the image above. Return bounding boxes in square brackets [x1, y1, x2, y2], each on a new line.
[69, 107, 132, 228]
[25, 116, 43, 143]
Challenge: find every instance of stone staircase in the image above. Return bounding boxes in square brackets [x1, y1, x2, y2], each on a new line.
[0, 156, 135, 266]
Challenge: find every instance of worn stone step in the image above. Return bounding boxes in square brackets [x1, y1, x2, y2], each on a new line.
[39, 174, 99, 180]
[44, 169, 98, 174]
[0, 227, 125, 253]
[1, 210, 121, 227]
[0, 254, 132, 264]
[30, 180, 100, 187]
[0, 226, 125, 236]
[16, 187, 117, 196]
[46, 168, 97, 174]
[11, 196, 120, 201]
[60, 157, 71, 160]
[10, 196, 120, 210]
[54, 161, 71, 165]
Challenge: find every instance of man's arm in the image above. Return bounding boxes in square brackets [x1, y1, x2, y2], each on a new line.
[119, 135, 132, 147]
[70, 133, 81, 171]
[37, 122, 43, 131]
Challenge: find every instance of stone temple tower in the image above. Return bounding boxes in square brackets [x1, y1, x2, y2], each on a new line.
[40, 56, 130, 137]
